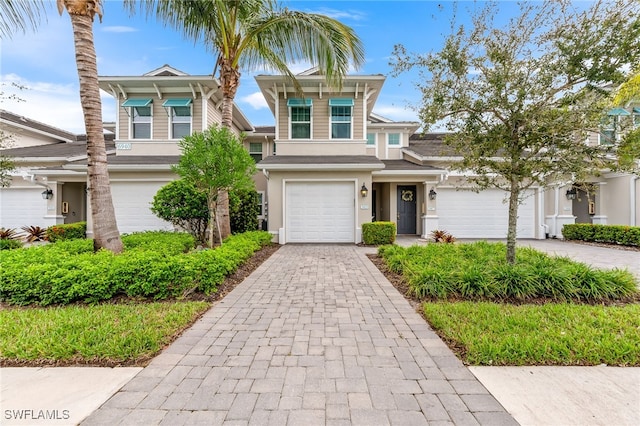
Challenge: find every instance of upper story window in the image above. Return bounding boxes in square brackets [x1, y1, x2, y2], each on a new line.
[366, 133, 376, 146]
[288, 98, 312, 139]
[249, 142, 263, 162]
[330, 98, 354, 139]
[388, 133, 401, 146]
[163, 98, 193, 140]
[122, 98, 152, 139]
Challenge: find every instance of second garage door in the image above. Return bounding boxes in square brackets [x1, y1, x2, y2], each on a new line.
[110, 181, 173, 234]
[438, 188, 536, 238]
[285, 181, 355, 243]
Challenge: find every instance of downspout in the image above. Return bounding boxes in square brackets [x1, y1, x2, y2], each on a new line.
[631, 176, 638, 226]
[552, 186, 559, 238]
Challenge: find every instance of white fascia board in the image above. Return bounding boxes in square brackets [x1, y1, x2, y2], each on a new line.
[372, 169, 444, 176]
[63, 163, 174, 172]
[260, 163, 385, 171]
[0, 119, 75, 143]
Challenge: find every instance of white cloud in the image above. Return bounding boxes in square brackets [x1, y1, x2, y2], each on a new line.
[1, 74, 116, 134]
[240, 92, 269, 110]
[372, 104, 419, 122]
[102, 26, 138, 33]
[302, 7, 368, 22]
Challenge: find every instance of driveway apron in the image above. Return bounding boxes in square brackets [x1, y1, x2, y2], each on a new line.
[82, 245, 517, 426]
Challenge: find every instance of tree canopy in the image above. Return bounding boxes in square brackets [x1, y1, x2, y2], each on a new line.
[391, 0, 640, 263]
[172, 125, 256, 247]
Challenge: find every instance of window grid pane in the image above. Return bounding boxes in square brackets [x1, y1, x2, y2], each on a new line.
[132, 106, 151, 139]
[291, 106, 311, 139]
[388, 133, 400, 145]
[331, 105, 351, 139]
[366, 133, 375, 145]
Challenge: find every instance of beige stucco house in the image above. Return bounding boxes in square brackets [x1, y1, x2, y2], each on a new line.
[1, 65, 638, 242]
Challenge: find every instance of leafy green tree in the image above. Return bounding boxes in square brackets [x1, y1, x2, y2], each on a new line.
[173, 125, 256, 247]
[392, 0, 640, 263]
[151, 180, 209, 244]
[613, 70, 640, 171]
[127, 0, 365, 240]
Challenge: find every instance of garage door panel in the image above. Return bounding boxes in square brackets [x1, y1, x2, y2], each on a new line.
[285, 181, 355, 243]
[0, 188, 47, 228]
[438, 189, 535, 239]
[110, 182, 173, 234]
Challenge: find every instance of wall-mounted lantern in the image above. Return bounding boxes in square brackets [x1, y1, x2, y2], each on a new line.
[565, 188, 577, 200]
[428, 188, 437, 200]
[360, 183, 368, 198]
[41, 189, 53, 200]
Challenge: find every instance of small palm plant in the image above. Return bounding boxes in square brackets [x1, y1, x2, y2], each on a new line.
[430, 229, 456, 243]
[0, 228, 21, 240]
[20, 225, 48, 242]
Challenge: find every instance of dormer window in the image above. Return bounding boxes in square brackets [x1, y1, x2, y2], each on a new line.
[163, 98, 192, 139]
[122, 98, 152, 139]
[330, 98, 353, 139]
[288, 98, 312, 139]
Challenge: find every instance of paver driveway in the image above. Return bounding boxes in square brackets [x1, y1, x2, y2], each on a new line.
[83, 245, 516, 426]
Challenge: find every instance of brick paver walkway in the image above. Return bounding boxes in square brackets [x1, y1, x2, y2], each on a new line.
[83, 245, 517, 425]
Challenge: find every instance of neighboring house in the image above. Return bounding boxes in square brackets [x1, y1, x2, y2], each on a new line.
[1, 65, 638, 242]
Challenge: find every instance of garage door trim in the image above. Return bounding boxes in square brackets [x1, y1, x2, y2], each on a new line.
[283, 179, 358, 244]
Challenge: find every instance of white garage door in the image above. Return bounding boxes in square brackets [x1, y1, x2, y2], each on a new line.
[110, 182, 173, 234]
[438, 189, 536, 238]
[285, 181, 355, 243]
[0, 187, 48, 229]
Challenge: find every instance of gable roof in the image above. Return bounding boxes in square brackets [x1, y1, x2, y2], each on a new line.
[407, 133, 457, 157]
[1, 109, 78, 143]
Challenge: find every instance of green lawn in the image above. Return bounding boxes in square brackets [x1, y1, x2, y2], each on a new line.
[423, 301, 640, 366]
[0, 301, 210, 366]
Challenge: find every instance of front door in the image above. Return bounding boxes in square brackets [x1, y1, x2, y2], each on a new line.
[397, 185, 417, 234]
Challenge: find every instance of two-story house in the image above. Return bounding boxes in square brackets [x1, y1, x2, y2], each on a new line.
[1, 65, 638, 241]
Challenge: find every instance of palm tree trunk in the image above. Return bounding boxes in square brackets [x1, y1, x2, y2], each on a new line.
[215, 59, 242, 240]
[506, 180, 520, 264]
[68, 11, 123, 253]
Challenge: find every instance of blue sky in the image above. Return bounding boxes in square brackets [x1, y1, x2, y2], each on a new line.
[1, 0, 524, 133]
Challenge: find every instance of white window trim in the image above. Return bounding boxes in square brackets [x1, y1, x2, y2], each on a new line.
[130, 106, 153, 140]
[385, 132, 401, 157]
[330, 105, 353, 140]
[249, 142, 263, 161]
[289, 105, 313, 140]
[366, 132, 378, 158]
[169, 106, 192, 140]
[257, 191, 266, 219]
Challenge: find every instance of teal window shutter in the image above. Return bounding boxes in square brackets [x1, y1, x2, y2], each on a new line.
[122, 98, 152, 107]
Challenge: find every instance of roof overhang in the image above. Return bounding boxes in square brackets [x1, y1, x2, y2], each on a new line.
[255, 74, 386, 118]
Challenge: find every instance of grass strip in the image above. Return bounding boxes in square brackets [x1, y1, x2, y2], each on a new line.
[423, 301, 640, 366]
[0, 301, 209, 366]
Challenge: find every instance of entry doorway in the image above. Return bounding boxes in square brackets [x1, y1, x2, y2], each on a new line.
[397, 185, 417, 234]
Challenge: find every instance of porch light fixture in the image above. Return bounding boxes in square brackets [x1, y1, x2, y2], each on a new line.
[41, 189, 53, 200]
[360, 183, 368, 198]
[428, 188, 437, 200]
[565, 188, 577, 200]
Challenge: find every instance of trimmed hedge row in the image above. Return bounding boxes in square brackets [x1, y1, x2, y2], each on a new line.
[46, 222, 87, 242]
[362, 222, 396, 245]
[562, 224, 640, 247]
[0, 231, 273, 306]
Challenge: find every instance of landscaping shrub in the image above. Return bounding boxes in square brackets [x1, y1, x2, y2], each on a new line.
[362, 221, 396, 245]
[0, 228, 21, 240]
[430, 229, 456, 243]
[151, 180, 209, 244]
[0, 230, 273, 306]
[0, 239, 22, 250]
[562, 223, 640, 247]
[379, 242, 638, 302]
[46, 222, 86, 242]
[21, 225, 47, 242]
[230, 189, 260, 234]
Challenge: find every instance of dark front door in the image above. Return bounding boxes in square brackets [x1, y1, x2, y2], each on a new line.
[397, 185, 417, 234]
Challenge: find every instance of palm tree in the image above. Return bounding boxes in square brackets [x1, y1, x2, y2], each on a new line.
[57, 0, 123, 253]
[128, 0, 365, 240]
[1, 0, 123, 253]
[0, 0, 46, 38]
